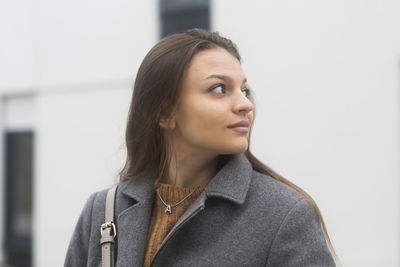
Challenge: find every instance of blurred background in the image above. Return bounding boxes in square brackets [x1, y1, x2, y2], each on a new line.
[0, 0, 399, 266]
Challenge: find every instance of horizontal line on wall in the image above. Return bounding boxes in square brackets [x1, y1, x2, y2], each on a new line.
[0, 78, 134, 97]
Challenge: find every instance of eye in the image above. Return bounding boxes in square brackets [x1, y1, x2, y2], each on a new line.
[242, 88, 251, 98]
[209, 84, 226, 94]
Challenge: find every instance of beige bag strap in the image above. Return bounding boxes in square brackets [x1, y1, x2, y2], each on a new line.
[100, 183, 118, 267]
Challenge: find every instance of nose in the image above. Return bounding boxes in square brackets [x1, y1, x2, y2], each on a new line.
[232, 89, 254, 115]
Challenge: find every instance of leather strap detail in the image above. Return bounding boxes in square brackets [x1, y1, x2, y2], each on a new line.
[101, 183, 118, 267]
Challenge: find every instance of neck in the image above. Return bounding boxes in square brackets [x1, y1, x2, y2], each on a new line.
[160, 151, 219, 188]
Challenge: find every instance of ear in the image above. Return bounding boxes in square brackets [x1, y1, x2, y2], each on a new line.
[158, 117, 176, 130]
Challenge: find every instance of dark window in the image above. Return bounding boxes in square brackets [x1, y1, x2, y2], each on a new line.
[4, 131, 33, 267]
[160, 0, 210, 37]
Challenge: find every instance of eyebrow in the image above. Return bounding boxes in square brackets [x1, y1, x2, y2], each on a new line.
[206, 74, 247, 85]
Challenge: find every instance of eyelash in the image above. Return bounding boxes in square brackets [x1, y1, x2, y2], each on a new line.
[209, 84, 251, 98]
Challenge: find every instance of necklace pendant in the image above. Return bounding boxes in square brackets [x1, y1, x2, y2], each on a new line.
[165, 205, 172, 214]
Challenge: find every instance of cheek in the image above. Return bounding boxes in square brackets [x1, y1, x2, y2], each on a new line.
[177, 100, 227, 142]
[249, 111, 255, 128]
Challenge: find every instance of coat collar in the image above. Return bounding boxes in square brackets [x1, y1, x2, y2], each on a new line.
[118, 152, 253, 205]
[204, 152, 253, 204]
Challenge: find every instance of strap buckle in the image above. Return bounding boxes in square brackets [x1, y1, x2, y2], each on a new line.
[100, 221, 117, 238]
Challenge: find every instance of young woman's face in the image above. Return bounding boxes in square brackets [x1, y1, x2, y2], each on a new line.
[169, 47, 254, 155]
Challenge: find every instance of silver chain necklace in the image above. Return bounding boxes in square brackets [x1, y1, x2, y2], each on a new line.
[156, 188, 196, 214]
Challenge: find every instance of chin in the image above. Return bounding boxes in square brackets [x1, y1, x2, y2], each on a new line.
[218, 141, 248, 154]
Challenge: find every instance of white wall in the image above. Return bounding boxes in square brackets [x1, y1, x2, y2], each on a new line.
[35, 85, 131, 266]
[213, 1, 400, 266]
[0, 0, 158, 266]
[0, 0, 38, 93]
[36, 0, 158, 87]
[32, 0, 158, 265]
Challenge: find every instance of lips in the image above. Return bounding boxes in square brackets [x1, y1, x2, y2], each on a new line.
[228, 120, 250, 128]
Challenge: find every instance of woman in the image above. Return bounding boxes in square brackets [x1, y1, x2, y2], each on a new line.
[65, 28, 339, 266]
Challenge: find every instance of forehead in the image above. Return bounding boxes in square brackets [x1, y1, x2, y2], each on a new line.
[185, 47, 244, 82]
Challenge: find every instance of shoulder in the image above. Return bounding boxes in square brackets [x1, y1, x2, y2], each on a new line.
[73, 186, 113, 235]
[64, 187, 111, 265]
[248, 169, 307, 212]
[83, 182, 137, 222]
[73, 187, 116, 242]
[248, 171, 336, 266]
[247, 170, 335, 265]
[245, 169, 322, 235]
[80, 187, 109, 216]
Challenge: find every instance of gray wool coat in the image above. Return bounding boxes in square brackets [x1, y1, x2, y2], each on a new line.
[64, 153, 336, 267]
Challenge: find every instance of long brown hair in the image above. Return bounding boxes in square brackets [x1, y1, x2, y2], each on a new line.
[119, 28, 340, 265]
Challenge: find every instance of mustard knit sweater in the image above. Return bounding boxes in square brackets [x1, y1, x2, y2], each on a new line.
[142, 179, 209, 267]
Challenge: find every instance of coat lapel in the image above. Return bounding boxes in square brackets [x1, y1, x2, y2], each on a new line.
[204, 152, 253, 204]
[166, 152, 254, 238]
